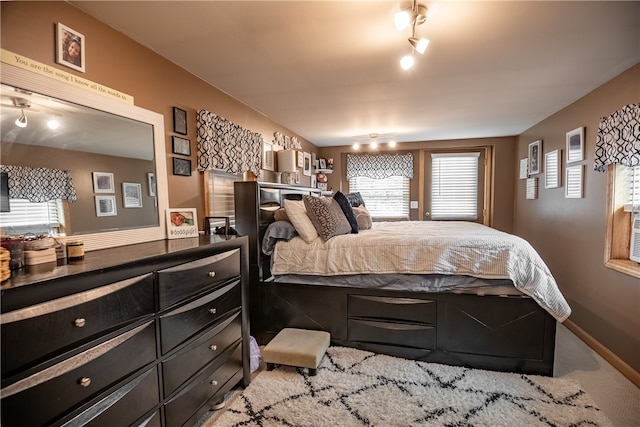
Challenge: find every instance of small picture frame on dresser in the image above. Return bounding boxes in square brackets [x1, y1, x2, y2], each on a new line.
[166, 208, 199, 239]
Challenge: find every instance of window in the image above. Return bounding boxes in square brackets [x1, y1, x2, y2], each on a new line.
[623, 165, 640, 212]
[349, 175, 410, 219]
[430, 152, 479, 220]
[204, 170, 241, 228]
[0, 199, 62, 235]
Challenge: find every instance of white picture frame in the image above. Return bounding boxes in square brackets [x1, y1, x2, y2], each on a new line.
[166, 208, 199, 239]
[303, 152, 312, 176]
[262, 141, 274, 171]
[92, 172, 114, 193]
[544, 150, 560, 189]
[519, 158, 528, 179]
[526, 177, 539, 200]
[565, 165, 584, 198]
[122, 182, 143, 208]
[566, 127, 584, 164]
[56, 23, 85, 72]
[95, 195, 117, 217]
[528, 140, 541, 175]
[147, 172, 156, 197]
[297, 150, 305, 168]
[318, 158, 327, 170]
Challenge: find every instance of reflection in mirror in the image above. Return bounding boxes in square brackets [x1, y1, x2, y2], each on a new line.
[0, 64, 168, 251]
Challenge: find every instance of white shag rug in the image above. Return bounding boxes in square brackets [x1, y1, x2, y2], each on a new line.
[207, 346, 612, 427]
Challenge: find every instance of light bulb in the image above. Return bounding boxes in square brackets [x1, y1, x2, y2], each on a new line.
[370, 141, 378, 149]
[394, 10, 412, 30]
[400, 55, 414, 70]
[352, 143, 360, 150]
[47, 119, 60, 130]
[15, 110, 27, 128]
[388, 140, 397, 148]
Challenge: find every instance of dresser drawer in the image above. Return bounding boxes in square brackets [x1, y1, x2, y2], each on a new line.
[348, 319, 436, 350]
[63, 366, 160, 427]
[157, 249, 240, 310]
[348, 295, 436, 324]
[1, 321, 156, 427]
[164, 342, 242, 427]
[162, 311, 241, 396]
[159, 280, 241, 354]
[1, 273, 154, 377]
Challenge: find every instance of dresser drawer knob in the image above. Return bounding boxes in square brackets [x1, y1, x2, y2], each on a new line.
[210, 380, 218, 387]
[74, 318, 86, 328]
[79, 377, 92, 387]
[208, 271, 216, 278]
[209, 308, 217, 315]
[209, 344, 218, 351]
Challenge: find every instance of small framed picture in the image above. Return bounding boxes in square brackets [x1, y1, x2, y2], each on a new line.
[147, 172, 156, 197]
[544, 150, 560, 189]
[122, 182, 143, 208]
[528, 140, 541, 175]
[566, 127, 584, 164]
[56, 23, 85, 72]
[166, 208, 199, 239]
[319, 158, 327, 169]
[311, 174, 317, 188]
[173, 107, 187, 135]
[297, 151, 304, 168]
[172, 135, 191, 156]
[172, 157, 192, 176]
[92, 172, 114, 193]
[303, 152, 312, 176]
[95, 195, 117, 217]
[565, 165, 584, 198]
[262, 141, 274, 171]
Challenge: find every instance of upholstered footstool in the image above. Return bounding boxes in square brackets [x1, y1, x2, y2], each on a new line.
[262, 328, 330, 376]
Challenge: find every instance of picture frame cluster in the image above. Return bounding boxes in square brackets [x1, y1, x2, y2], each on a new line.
[171, 107, 192, 176]
[91, 171, 146, 217]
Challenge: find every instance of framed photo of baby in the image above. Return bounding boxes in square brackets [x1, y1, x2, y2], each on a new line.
[56, 23, 85, 72]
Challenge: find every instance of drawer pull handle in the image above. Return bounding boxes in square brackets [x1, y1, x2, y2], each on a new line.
[209, 308, 217, 315]
[209, 344, 218, 351]
[79, 377, 92, 387]
[210, 380, 218, 387]
[74, 318, 86, 328]
[208, 271, 216, 278]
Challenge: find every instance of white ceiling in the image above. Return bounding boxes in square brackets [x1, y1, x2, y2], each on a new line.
[71, 1, 640, 147]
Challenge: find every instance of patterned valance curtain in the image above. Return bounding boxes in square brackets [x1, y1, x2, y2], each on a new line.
[196, 110, 262, 177]
[594, 103, 640, 172]
[346, 152, 414, 180]
[0, 165, 77, 203]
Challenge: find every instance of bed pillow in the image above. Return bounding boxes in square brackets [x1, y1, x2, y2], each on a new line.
[273, 207, 289, 222]
[333, 191, 358, 234]
[283, 199, 318, 243]
[303, 195, 352, 241]
[352, 205, 372, 230]
[345, 192, 365, 207]
[262, 220, 298, 255]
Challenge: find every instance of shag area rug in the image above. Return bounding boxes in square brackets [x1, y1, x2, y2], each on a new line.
[209, 346, 612, 427]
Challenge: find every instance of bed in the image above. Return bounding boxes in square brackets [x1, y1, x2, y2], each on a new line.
[234, 182, 571, 376]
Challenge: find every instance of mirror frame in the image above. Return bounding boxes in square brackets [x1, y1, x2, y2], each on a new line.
[1, 64, 169, 251]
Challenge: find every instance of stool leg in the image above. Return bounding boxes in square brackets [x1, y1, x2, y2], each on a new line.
[267, 362, 275, 371]
[309, 368, 317, 376]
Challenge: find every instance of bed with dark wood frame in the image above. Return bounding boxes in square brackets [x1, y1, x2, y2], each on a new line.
[234, 181, 558, 376]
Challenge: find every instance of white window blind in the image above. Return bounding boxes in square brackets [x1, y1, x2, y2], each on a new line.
[624, 165, 640, 212]
[204, 170, 240, 227]
[349, 175, 410, 219]
[0, 199, 61, 234]
[431, 152, 479, 220]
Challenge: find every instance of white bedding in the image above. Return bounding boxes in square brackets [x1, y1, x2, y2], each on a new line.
[271, 221, 571, 321]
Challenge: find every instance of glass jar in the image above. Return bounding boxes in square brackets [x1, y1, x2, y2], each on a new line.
[66, 239, 85, 261]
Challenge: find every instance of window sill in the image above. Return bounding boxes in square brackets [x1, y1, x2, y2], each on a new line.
[605, 259, 640, 279]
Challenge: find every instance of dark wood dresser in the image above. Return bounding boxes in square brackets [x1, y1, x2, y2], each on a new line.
[0, 235, 249, 427]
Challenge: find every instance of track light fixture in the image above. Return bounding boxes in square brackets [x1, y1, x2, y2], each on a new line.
[12, 97, 31, 128]
[396, 0, 430, 70]
[351, 133, 397, 150]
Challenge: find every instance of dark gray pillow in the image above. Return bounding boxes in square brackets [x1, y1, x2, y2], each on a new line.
[333, 191, 358, 234]
[262, 220, 298, 255]
[345, 192, 365, 207]
[303, 195, 352, 241]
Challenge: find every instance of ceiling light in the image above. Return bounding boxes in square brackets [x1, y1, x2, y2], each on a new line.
[352, 143, 360, 150]
[397, 1, 430, 69]
[47, 119, 60, 130]
[15, 109, 27, 128]
[388, 140, 397, 148]
[400, 54, 415, 70]
[370, 141, 378, 149]
[394, 10, 412, 31]
[409, 37, 429, 55]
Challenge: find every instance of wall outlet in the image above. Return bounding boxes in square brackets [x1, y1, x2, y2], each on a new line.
[410, 201, 418, 209]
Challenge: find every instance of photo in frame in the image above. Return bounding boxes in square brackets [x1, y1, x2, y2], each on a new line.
[528, 140, 541, 175]
[172, 135, 191, 156]
[519, 158, 529, 179]
[565, 165, 584, 198]
[318, 158, 327, 169]
[172, 157, 192, 176]
[56, 23, 85, 72]
[566, 127, 584, 164]
[544, 150, 561, 189]
[122, 182, 143, 208]
[297, 151, 304, 168]
[166, 208, 199, 239]
[147, 172, 156, 197]
[303, 152, 312, 176]
[95, 195, 117, 217]
[92, 172, 114, 193]
[262, 141, 274, 171]
[173, 107, 187, 135]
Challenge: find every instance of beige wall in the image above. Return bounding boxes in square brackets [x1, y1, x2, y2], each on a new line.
[514, 64, 640, 373]
[0, 1, 318, 223]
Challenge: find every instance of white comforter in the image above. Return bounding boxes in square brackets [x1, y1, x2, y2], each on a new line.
[272, 221, 571, 321]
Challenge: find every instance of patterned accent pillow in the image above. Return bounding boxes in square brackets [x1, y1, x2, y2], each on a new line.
[303, 196, 352, 241]
[352, 205, 372, 230]
[273, 208, 289, 222]
[333, 191, 358, 234]
[284, 199, 318, 243]
[345, 192, 365, 207]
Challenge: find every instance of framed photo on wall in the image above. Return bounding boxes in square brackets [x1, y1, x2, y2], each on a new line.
[95, 195, 117, 217]
[147, 173, 156, 197]
[92, 172, 114, 193]
[172, 136, 191, 156]
[173, 107, 187, 135]
[122, 182, 143, 208]
[172, 157, 192, 176]
[528, 140, 541, 175]
[303, 152, 312, 176]
[56, 23, 85, 72]
[544, 150, 560, 189]
[566, 127, 584, 164]
[262, 141, 274, 171]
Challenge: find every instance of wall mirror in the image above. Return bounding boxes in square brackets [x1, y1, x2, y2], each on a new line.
[0, 64, 168, 251]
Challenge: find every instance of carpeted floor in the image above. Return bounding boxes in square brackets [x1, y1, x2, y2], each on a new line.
[205, 346, 612, 427]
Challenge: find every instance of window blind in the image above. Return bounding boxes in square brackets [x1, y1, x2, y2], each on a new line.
[624, 165, 640, 212]
[431, 152, 479, 220]
[204, 170, 240, 227]
[349, 175, 410, 219]
[0, 199, 60, 234]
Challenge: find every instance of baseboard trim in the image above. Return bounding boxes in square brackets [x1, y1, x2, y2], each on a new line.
[563, 319, 640, 388]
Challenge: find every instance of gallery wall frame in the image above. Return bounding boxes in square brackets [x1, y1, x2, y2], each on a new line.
[566, 127, 584, 164]
[172, 136, 191, 156]
[173, 107, 187, 135]
[262, 141, 274, 171]
[147, 172, 156, 197]
[528, 140, 541, 175]
[565, 165, 584, 198]
[303, 152, 312, 176]
[56, 23, 85, 72]
[122, 182, 143, 208]
[172, 157, 192, 176]
[95, 195, 117, 217]
[92, 172, 114, 193]
[544, 149, 561, 189]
